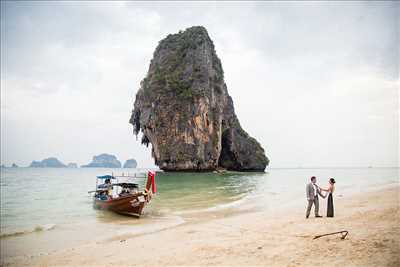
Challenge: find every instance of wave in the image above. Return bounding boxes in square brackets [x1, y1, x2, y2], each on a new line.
[172, 194, 254, 215]
[0, 223, 56, 238]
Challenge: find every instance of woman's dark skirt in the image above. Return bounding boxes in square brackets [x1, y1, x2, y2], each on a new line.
[327, 193, 334, 217]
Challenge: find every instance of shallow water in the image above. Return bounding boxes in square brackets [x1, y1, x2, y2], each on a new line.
[0, 167, 398, 258]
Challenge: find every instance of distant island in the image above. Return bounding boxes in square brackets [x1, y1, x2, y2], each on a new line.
[29, 157, 67, 168]
[11, 163, 19, 168]
[81, 153, 121, 168]
[67, 163, 78, 168]
[123, 159, 137, 168]
[129, 26, 269, 172]
[25, 155, 134, 168]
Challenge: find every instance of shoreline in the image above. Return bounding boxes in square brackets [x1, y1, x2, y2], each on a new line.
[2, 182, 399, 266]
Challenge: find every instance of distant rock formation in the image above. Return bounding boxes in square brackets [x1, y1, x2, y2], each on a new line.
[29, 161, 42, 167]
[129, 26, 269, 171]
[11, 163, 18, 168]
[67, 163, 78, 168]
[123, 159, 138, 168]
[81, 154, 121, 168]
[29, 157, 67, 168]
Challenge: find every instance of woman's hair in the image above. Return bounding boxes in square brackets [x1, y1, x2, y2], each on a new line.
[329, 178, 336, 184]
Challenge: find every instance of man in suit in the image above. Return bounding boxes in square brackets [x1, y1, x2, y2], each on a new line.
[306, 176, 324, 218]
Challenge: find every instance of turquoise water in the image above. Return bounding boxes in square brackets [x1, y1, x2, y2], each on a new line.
[0, 167, 398, 258]
[0, 168, 258, 236]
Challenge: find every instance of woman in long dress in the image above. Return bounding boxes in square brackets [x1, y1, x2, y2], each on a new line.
[321, 178, 336, 217]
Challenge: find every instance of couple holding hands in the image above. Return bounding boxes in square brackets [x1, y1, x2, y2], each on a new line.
[306, 176, 336, 218]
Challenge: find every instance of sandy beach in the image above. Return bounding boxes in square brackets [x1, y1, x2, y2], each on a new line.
[2, 184, 399, 267]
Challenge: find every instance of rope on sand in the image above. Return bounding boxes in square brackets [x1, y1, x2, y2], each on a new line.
[313, 230, 348, 240]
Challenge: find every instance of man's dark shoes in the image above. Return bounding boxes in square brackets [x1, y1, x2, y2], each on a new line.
[315, 215, 322, 218]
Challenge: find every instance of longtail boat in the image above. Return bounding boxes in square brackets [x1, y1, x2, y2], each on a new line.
[90, 171, 157, 217]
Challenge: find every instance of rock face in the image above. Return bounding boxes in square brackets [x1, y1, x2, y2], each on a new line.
[67, 163, 78, 168]
[81, 154, 121, 168]
[123, 159, 138, 168]
[29, 157, 66, 168]
[130, 26, 269, 171]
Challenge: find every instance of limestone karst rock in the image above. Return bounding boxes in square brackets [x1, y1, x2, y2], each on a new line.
[123, 159, 138, 168]
[130, 26, 269, 171]
[81, 154, 121, 168]
[67, 163, 78, 168]
[29, 157, 66, 168]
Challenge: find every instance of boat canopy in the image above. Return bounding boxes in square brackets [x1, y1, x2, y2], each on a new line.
[96, 175, 116, 179]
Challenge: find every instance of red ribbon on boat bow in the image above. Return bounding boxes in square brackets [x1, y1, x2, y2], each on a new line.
[148, 171, 157, 194]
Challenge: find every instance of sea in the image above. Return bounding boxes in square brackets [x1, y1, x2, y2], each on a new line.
[0, 167, 398, 260]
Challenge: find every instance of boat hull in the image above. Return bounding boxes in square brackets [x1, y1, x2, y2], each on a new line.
[93, 193, 148, 217]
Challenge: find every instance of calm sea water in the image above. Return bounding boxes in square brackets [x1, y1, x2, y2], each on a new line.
[1, 167, 398, 259]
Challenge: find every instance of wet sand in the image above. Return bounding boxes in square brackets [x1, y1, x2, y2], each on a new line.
[2, 184, 399, 267]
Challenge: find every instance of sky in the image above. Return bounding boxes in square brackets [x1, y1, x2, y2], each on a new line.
[1, 1, 399, 168]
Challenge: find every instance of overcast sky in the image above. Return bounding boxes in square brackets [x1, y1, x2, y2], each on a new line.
[1, 1, 398, 168]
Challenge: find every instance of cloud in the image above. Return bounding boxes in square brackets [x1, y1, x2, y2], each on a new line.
[1, 1, 398, 167]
